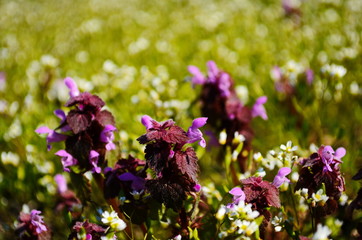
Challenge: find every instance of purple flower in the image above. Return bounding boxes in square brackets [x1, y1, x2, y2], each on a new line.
[64, 77, 80, 98]
[118, 172, 146, 192]
[218, 72, 231, 97]
[35, 126, 68, 151]
[55, 150, 78, 172]
[193, 184, 201, 192]
[207, 60, 219, 83]
[251, 96, 268, 120]
[141, 115, 157, 130]
[305, 69, 314, 85]
[271, 66, 283, 81]
[320, 146, 346, 172]
[100, 124, 117, 151]
[54, 174, 68, 194]
[30, 210, 47, 234]
[188, 65, 206, 86]
[272, 167, 291, 188]
[229, 187, 245, 204]
[186, 117, 208, 147]
[54, 109, 71, 132]
[89, 150, 101, 173]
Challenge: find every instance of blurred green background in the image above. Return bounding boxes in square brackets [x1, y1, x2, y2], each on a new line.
[1, 0, 362, 238]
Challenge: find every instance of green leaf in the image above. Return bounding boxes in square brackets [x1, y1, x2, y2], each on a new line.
[69, 172, 92, 205]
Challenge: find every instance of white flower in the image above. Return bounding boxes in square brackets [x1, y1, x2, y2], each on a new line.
[111, 218, 127, 231]
[280, 141, 298, 153]
[216, 205, 227, 220]
[101, 211, 118, 224]
[101, 210, 126, 232]
[321, 64, 347, 78]
[219, 130, 227, 145]
[312, 224, 331, 240]
[312, 189, 329, 206]
[339, 193, 348, 206]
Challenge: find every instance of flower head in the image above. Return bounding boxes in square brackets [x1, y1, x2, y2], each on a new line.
[35, 126, 68, 151]
[101, 210, 126, 231]
[229, 187, 245, 205]
[64, 77, 80, 98]
[54, 174, 68, 194]
[186, 117, 208, 147]
[30, 210, 47, 234]
[100, 125, 117, 151]
[273, 167, 292, 188]
[55, 150, 78, 172]
[251, 96, 268, 120]
[188, 65, 206, 86]
[89, 150, 101, 173]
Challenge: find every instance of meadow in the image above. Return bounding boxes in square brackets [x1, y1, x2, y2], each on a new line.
[1, 0, 362, 239]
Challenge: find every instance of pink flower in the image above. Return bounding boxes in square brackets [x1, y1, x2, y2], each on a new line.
[272, 167, 291, 188]
[30, 210, 47, 234]
[54, 174, 68, 194]
[188, 65, 206, 86]
[186, 117, 208, 147]
[320, 146, 346, 173]
[64, 77, 80, 98]
[89, 150, 101, 173]
[229, 187, 246, 204]
[55, 150, 78, 172]
[251, 96, 268, 120]
[100, 125, 117, 151]
[35, 126, 68, 151]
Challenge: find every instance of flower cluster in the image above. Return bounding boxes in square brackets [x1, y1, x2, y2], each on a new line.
[216, 200, 262, 239]
[271, 61, 314, 95]
[189, 61, 267, 171]
[36, 77, 117, 173]
[295, 145, 346, 217]
[101, 210, 127, 232]
[137, 115, 207, 210]
[15, 209, 49, 239]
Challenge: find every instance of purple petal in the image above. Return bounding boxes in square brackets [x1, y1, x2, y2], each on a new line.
[100, 125, 116, 151]
[271, 66, 283, 81]
[35, 126, 52, 134]
[277, 167, 291, 177]
[30, 210, 47, 234]
[141, 115, 154, 130]
[252, 96, 268, 120]
[89, 150, 99, 159]
[229, 187, 244, 196]
[207, 61, 219, 83]
[89, 150, 101, 173]
[193, 184, 201, 192]
[55, 150, 78, 172]
[188, 65, 206, 85]
[272, 167, 291, 188]
[54, 109, 67, 122]
[335, 147, 346, 159]
[306, 69, 314, 85]
[191, 117, 208, 129]
[119, 172, 145, 191]
[218, 72, 231, 97]
[64, 77, 80, 98]
[54, 174, 67, 193]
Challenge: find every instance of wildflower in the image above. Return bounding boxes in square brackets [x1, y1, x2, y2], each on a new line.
[118, 172, 146, 192]
[306, 68, 314, 85]
[30, 210, 47, 234]
[35, 126, 68, 151]
[101, 210, 126, 231]
[54, 174, 67, 194]
[219, 130, 227, 145]
[312, 224, 331, 240]
[68, 220, 106, 239]
[280, 141, 298, 153]
[55, 150, 78, 172]
[100, 125, 117, 151]
[64, 77, 80, 97]
[312, 189, 329, 206]
[89, 150, 101, 173]
[321, 64, 347, 78]
[188, 65, 206, 86]
[229, 187, 246, 205]
[251, 96, 268, 120]
[16, 209, 49, 238]
[186, 117, 208, 147]
[295, 145, 346, 216]
[272, 167, 291, 188]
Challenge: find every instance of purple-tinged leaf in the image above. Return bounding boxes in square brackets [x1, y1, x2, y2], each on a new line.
[67, 110, 92, 134]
